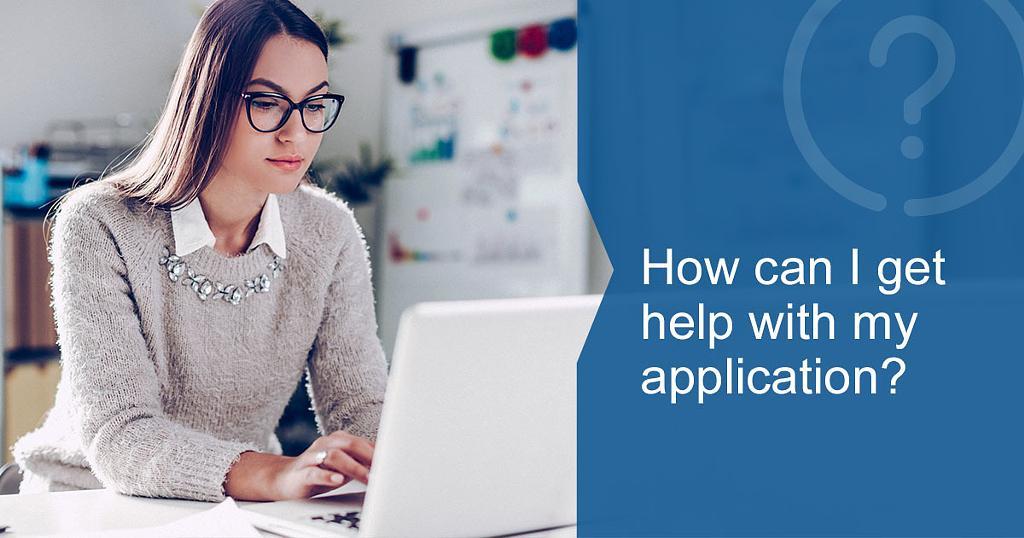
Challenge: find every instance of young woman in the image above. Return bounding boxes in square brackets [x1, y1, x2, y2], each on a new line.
[12, 0, 388, 502]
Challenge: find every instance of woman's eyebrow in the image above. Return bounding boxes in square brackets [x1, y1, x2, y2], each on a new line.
[247, 78, 329, 97]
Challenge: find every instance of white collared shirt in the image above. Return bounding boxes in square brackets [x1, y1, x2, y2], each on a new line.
[170, 193, 287, 258]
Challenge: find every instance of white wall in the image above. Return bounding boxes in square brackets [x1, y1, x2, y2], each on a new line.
[0, 1, 199, 148]
[0, 0, 610, 293]
[1, 0, 512, 161]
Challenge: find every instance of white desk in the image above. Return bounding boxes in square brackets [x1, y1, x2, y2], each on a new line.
[0, 489, 576, 537]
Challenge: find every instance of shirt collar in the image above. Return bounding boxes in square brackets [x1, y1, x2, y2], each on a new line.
[170, 193, 287, 258]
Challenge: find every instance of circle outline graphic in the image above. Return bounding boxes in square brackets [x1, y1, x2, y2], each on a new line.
[783, 0, 1024, 216]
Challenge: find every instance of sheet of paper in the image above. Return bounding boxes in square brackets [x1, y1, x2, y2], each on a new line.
[35, 497, 261, 538]
[311, 478, 367, 499]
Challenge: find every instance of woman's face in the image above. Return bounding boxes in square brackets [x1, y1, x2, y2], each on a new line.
[218, 34, 330, 195]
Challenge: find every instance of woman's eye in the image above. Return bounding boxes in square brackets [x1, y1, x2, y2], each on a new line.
[305, 104, 325, 112]
[253, 101, 277, 109]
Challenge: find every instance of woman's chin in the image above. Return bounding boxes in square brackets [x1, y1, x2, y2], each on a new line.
[260, 175, 305, 194]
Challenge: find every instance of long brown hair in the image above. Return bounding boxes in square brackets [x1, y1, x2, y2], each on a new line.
[95, 0, 329, 211]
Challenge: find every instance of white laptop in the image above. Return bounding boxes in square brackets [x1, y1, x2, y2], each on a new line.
[242, 295, 600, 537]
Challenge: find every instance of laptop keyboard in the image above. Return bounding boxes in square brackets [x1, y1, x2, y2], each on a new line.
[310, 510, 361, 531]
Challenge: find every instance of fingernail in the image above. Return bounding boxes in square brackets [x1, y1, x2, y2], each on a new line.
[332, 474, 344, 482]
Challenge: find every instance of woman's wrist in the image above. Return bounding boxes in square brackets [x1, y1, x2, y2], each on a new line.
[223, 450, 293, 501]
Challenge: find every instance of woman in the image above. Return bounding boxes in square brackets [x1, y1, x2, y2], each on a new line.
[11, 0, 388, 502]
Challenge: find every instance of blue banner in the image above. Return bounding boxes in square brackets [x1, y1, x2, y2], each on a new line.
[578, 0, 1024, 535]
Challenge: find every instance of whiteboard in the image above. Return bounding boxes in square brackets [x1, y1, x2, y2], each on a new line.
[378, 3, 584, 357]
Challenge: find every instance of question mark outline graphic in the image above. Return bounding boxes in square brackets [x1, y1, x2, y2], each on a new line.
[868, 15, 956, 160]
[784, 0, 1024, 215]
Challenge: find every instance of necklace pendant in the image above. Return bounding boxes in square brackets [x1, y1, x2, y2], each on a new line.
[157, 246, 284, 306]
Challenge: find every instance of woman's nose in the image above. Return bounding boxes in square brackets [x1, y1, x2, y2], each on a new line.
[276, 106, 308, 143]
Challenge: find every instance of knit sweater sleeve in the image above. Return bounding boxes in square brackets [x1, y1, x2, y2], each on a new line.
[305, 208, 389, 443]
[51, 199, 259, 502]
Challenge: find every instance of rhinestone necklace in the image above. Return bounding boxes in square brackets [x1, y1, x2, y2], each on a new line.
[158, 246, 284, 305]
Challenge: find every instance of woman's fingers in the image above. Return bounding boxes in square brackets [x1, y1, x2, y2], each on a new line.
[320, 448, 371, 483]
[314, 433, 375, 468]
[305, 466, 348, 487]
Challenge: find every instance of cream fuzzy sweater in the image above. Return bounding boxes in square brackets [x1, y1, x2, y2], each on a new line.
[11, 179, 388, 502]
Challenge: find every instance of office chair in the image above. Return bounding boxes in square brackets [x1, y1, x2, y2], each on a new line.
[0, 463, 23, 495]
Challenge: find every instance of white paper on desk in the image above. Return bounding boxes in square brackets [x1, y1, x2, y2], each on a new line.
[35, 497, 261, 538]
[311, 478, 367, 499]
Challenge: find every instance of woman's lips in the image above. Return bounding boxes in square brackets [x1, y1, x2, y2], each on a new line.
[266, 158, 303, 171]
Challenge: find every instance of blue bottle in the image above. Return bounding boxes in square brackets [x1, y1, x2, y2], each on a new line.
[4, 143, 50, 208]
[20, 143, 51, 207]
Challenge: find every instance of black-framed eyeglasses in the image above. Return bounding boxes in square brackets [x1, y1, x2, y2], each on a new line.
[240, 91, 345, 133]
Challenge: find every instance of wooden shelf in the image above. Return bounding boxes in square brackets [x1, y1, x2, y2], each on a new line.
[4, 214, 57, 353]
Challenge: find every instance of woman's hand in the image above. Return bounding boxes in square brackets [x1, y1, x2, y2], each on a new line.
[223, 431, 375, 501]
[267, 431, 376, 500]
